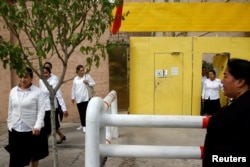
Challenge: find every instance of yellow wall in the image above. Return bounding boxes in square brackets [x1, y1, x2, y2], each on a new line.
[130, 37, 250, 115]
[120, 3, 250, 32]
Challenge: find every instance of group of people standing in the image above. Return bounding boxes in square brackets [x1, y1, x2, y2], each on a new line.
[5, 62, 95, 167]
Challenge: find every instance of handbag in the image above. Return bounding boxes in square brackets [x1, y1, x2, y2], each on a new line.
[84, 74, 94, 98]
[86, 84, 94, 98]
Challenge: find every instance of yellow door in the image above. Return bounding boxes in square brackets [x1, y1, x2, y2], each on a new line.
[212, 53, 230, 107]
[154, 52, 183, 115]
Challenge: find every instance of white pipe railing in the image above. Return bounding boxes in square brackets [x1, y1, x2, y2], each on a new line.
[100, 145, 203, 159]
[85, 97, 104, 167]
[85, 90, 118, 167]
[101, 114, 210, 128]
[85, 90, 209, 167]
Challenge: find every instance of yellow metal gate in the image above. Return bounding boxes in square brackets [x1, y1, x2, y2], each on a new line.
[130, 37, 250, 115]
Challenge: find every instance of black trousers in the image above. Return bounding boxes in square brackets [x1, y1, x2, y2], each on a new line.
[203, 98, 221, 115]
[76, 101, 89, 127]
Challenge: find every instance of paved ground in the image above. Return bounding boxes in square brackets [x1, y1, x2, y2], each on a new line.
[0, 121, 205, 167]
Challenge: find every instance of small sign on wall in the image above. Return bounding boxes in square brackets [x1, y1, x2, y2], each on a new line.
[155, 69, 168, 78]
[171, 67, 179, 75]
[155, 69, 164, 77]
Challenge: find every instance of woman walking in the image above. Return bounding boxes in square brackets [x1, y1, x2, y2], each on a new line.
[71, 65, 95, 133]
[5, 67, 46, 167]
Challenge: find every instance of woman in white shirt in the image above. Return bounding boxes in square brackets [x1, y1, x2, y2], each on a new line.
[6, 67, 46, 167]
[71, 65, 95, 133]
[43, 62, 68, 144]
[39, 67, 68, 143]
[202, 69, 223, 115]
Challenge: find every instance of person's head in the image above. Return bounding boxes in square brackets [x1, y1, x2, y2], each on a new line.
[76, 65, 85, 77]
[208, 69, 216, 81]
[202, 66, 207, 76]
[43, 62, 52, 70]
[43, 67, 51, 79]
[222, 58, 250, 99]
[19, 67, 33, 89]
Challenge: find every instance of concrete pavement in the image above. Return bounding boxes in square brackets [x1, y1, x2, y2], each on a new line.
[0, 121, 205, 167]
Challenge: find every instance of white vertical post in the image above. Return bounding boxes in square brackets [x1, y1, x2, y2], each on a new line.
[85, 97, 104, 167]
[103, 90, 118, 143]
[110, 93, 118, 139]
[105, 107, 112, 144]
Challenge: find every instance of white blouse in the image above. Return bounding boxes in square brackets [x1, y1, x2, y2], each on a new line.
[71, 74, 95, 103]
[7, 85, 45, 132]
[39, 74, 67, 112]
[202, 78, 223, 100]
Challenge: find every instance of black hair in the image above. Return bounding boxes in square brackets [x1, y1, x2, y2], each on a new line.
[25, 67, 33, 78]
[43, 66, 51, 74]
[227, 58, 250, 86]
[18, 67, 33, 78]
[208, 69, 216, 75]
[44, 62, 52, 69]
[76, 65, 84, 73]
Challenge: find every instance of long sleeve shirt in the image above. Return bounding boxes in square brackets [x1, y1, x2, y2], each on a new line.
[202, 78, 223, 100]
[39, 75, 67, 112]
[7, 85, 45, 132]
[71, 74, 95, 103]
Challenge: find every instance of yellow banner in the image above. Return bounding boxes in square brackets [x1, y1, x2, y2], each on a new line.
[119, 3, 250, 32]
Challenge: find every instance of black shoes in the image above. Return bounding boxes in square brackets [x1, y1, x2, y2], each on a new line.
[57, 136, 66, 144]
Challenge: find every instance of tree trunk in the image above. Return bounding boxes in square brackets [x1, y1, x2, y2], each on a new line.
[50, 93, 59, 167]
